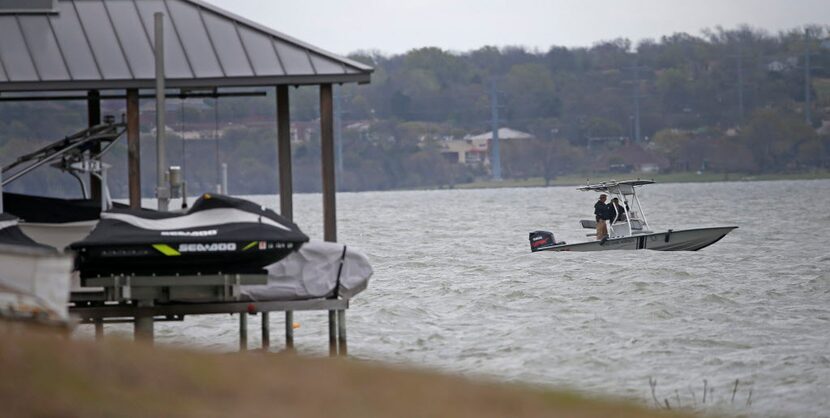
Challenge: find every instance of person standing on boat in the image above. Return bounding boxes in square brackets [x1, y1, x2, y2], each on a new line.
[594, 194, 610, 239]
[609, 197, 628, 223]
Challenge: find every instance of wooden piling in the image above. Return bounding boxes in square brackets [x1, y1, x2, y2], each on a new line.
[126, 88, 141, 208]
[337, 309, 347, 356]
[261, 312, 270, 349]
[239, 313, 248, 351]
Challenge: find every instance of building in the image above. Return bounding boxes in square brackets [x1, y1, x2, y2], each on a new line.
[441, 127, 533, 165]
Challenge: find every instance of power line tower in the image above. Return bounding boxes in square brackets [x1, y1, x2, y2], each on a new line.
[490, 78, 503, 180]
[623, 59, 648, 142]
[736, 43, 745, 124]
[805, 29, 814, 126]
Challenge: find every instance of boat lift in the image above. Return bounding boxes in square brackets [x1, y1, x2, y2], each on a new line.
[69, 275, 350, 355]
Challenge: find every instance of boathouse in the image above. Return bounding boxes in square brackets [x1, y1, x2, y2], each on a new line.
[0, 0, 372, 353]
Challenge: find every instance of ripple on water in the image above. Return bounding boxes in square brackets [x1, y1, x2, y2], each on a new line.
[136, 181, 830, 418]
[699, 293, 739, 305]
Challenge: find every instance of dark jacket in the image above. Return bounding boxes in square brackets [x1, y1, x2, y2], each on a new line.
[594, 200, 610, 221]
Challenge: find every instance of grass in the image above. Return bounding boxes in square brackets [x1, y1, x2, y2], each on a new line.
[0, 325, 702, 418]
[452, 171, 830, 190]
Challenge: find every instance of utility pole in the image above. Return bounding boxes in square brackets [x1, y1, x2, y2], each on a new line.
[805, 29, 813, 126]
[633, 64, 642, 142]
[623, 53, 648, 142]
[624, 60, 647, 142]
[490, 78, 502, 180]
[737, 43, 745, 124]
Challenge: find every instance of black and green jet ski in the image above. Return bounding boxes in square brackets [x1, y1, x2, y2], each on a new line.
[69, 194, 308, 278]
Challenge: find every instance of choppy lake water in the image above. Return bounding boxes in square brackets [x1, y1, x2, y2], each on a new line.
[100, 180, 830, 417]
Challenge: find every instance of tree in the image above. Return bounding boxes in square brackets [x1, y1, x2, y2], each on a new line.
[739, 109, 818, 171]
[652, 129, 693, 170]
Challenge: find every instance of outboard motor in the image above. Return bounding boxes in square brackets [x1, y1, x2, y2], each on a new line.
[529, 230, 561, 252]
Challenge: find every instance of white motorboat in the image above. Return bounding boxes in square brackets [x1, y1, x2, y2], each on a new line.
[2, 120, 125, 250]
[529, 180, 737, 252]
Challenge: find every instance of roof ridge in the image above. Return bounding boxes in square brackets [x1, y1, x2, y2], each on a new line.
[184, 0, 373, 73]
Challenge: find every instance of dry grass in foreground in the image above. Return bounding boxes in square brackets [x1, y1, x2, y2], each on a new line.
[0, 326, 699, 418]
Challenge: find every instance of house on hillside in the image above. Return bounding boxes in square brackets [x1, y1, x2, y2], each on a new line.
[440, 137, 489, 164]
[440, 127, 534, 166]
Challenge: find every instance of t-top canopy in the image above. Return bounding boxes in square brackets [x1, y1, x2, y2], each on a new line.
[0, 0, 372, 92]
[578, 179, 655, 195]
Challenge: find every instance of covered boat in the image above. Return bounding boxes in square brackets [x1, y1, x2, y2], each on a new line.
[70, 194, 309, 278]
[529, 180, 737, 252]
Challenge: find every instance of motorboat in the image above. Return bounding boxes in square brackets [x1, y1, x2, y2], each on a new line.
[0, 213, 73, 323]
[529, 180, 737, 252]
[1, 120, 126, 249]
[69, 193, 309, 278]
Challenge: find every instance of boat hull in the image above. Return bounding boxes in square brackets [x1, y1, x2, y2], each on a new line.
[19, 221, 97, 251]
[537, 226, 737, 252]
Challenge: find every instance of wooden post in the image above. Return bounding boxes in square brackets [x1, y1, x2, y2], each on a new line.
[320, 84, 336, 243]
[328, 310, 337, 357]
[284, 310, 294, 351]
[239, 313, 248, 351]
[126, 89, 141, 208]
[277, 85, 295, 350]
[337, 309, 347, 356]
[134, 300, 154, 343]
[261, 312, 270, 350]
[277, 85, 292, 219]
[321, 85, 338, 356]
[87, 90, 101, 201]
[94, 320, 104, 340]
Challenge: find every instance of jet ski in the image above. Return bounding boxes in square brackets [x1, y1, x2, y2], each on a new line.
[70, 193, 309, 278]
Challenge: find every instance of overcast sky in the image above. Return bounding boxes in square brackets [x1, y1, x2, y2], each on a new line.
[210, 0, 830, 55]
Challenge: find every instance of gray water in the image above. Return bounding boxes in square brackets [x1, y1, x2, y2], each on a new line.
[112, 180, 829, 417]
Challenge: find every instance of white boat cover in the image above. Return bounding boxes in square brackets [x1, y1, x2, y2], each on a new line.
[242, 240, 372, 301]
[0, 214, 73, 321]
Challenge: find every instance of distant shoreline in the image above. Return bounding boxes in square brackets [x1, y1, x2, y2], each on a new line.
[447, 171, 830, 190]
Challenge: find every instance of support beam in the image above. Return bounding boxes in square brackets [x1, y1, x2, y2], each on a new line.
[277, 85, 292, 220]
[285, 310, 294, 351]
[126, 89, 141, 208]
[134, 300, 154, 343]
[277, 85, 295, 349]
[94, 320, 103, 340]
[239, 313, 248, 351]
[154, 12, 169, 212]
[320, 84, 336, 242]
[87, 90, 102, 201]
[261, 312, 270, 349]
[328, 310, 337, 357]
[337, 309, 347, 356]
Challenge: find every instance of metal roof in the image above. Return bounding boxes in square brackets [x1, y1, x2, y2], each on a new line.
[0, 0, 372, 92]
[577, 179, 654, 193]
[469, 128, 534, 141]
